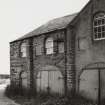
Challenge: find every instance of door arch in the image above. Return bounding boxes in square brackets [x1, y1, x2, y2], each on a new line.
[79, 62, 105, 103]
[36, 70, 64, 95]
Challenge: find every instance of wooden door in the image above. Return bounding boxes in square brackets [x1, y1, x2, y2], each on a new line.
[79, 70, 98, 101]
[49, 71, 64, 94]
[36, 70, 64, 94]
[100, 69, 105, 101]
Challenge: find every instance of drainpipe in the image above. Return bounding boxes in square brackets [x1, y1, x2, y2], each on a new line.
[29, 38, 34, 96]
[98, 69, 101, 105]
[70, 26, 76, 95]
[64, 29, 68, 95]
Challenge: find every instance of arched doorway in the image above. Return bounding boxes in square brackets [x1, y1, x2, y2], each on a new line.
[79, 62, 105, 104]
[20, 71, 28, 89]
[36, 66, 64, 95]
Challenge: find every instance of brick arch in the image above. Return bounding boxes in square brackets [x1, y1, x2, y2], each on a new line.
[78, 62, 105, 91]
[93, 11, 105, 18]
[79, 62, 105, 77]
[35, 65, 65, 77]
[78, 62, 105, 101]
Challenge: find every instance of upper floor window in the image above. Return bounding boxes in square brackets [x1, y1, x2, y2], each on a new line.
[45, 37, 53, 54]
[93, 12, 105, 40]
[20, 42, 27, 57]
[35, 44, 42, 55]
[58, 41, 64, 53]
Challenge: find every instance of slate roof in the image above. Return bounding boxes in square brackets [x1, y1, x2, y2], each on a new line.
[12, 13, 78, 42]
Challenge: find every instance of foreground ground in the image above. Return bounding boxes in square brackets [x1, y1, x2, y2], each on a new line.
[0, 79, 20, 105]
[4, 79, 95, 105]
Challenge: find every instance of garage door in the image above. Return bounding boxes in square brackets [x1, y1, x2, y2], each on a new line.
[79, 69, 105, 102]
[79, 70, 98, 101]
[36, 70, 64, 95]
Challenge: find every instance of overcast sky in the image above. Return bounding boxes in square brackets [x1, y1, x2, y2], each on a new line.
[0, 0, 89, 74]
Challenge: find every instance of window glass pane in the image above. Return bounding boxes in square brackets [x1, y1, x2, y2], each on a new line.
[94, 27, 97, 33]
[102, 19, 105, 24]
[98, 19, 101, 25]
[102, 26, 105, 32]
[102, 32, 105, 38]
[98, 33, 101, 38]
[58, 42, 64, 53]
[98, 27, 101, 32]
[94, 20, 97, 26]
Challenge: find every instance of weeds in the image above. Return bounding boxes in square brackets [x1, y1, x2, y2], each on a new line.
[5, 85, 95, 105]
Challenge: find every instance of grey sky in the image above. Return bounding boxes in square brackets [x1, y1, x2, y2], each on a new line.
[0, 0, 89, 74]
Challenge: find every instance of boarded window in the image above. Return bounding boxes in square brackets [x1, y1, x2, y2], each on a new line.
[45, 37, 54, 54]
[58, 42, 64, 53]
[20, 43, 27, 57]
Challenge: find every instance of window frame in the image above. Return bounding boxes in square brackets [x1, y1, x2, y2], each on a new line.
[45, 37, 54, 55]
[57, 40, 64, 53]
[20, 42, 27, 58]
[93, 12, 105, 40]
[35, 44, 43, 56]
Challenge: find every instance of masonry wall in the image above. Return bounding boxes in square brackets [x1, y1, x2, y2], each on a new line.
[66, 27, 76, 92]
[32, 30, 66, 93]
[10, 39, 31, 89]
[75, 0, 105, 91]
[10, 29, 68, 94]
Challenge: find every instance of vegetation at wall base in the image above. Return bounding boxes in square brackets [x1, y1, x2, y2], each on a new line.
[5, 85, 95, 105]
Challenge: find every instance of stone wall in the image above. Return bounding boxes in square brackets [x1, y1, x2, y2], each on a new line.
[32, 30, 66, 93]
[75, 0, 105, 91]
[10, 39, 31, 89]
[10, 29, 70, 94]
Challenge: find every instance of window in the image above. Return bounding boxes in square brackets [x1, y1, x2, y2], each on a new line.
[45, 37, 53, 54]
[78, 38, 88, 50]
[93, 13, 105, 40]
[20, 42, 27, 57]
[35, 44, 42, 55]
[58, 41, 64, 53]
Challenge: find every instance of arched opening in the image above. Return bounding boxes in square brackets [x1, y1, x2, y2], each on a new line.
[79, 62, 105, 103]
[36, 66, 64, 95]
[20, 71, 28, 89]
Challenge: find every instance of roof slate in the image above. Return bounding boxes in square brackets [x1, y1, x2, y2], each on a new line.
[12, 13, 77, 42]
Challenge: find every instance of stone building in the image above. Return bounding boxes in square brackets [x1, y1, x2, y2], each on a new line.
[10, 0, 105, 102]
